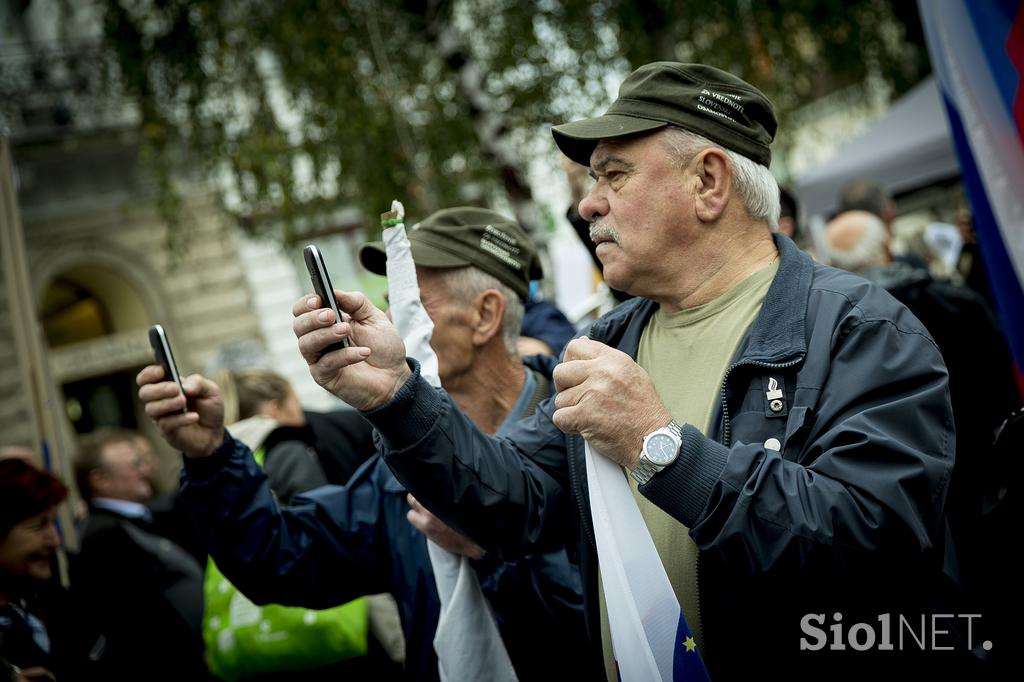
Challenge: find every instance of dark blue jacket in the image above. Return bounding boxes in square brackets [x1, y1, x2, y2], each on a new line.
[367, 235, 961, 679]
[178, 360, 585, 682]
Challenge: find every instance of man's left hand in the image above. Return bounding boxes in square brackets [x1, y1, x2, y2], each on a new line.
[552, 337, 672, 468]
[407, 494, 486, 559]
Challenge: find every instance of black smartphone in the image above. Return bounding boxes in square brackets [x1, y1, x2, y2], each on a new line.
[303, 244, 350, 352]
[148, 324, 186, 411]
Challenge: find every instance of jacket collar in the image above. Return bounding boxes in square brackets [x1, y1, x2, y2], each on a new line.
[737, 233, 812, 364]
[588, 233, 811, 365]
[90, 498, 154, 524]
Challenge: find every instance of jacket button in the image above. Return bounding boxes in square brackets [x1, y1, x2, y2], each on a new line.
[769, 399, 784, 413]
[764, 438, 782, 451]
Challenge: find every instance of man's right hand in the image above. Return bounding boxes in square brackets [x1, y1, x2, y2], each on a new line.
[136, 366, 225, 458]
[292, 290, 410, 411]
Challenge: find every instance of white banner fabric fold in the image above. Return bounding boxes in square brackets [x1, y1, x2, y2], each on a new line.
[383, 206, 440, 390]
[427, 541, 517, 681]
[382, 201, 517, 682]
[585, 441, 679, 681]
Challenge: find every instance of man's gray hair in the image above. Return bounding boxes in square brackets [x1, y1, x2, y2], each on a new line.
[825, 211, 889, 272]
[440, 266, 524, 354]
[661, 127, 780, 230]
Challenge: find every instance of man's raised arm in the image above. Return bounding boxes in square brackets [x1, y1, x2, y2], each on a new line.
[292, 290, 575, 559]
[136, 365, 390, 607]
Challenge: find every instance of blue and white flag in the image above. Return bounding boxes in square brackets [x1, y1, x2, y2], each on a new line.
[920, 0, 1024, 394]
[585, 443, 711, 681]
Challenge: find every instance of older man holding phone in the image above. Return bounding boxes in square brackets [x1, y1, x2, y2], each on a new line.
[287, 62, 961, 679]
[137, 207, 588, 681]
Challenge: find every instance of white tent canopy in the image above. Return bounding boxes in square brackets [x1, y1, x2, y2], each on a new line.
[794, 76, 961, 218]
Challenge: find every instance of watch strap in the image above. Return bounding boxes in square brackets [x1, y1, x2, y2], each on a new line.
[631, 456, 662, 485]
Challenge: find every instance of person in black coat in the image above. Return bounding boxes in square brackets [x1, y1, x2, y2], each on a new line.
[71, 429, 211, 682]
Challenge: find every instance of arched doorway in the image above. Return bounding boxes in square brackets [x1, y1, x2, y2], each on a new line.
[40, 265, 154, 435]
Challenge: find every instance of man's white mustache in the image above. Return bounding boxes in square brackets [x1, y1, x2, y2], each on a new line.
[589, 223, 622, 246]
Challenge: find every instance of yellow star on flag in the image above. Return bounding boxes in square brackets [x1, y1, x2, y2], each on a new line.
[684, 636, 697, 653]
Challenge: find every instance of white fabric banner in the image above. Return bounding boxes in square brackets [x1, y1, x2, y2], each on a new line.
[382, 201, 517, 682]
[585, 442, 680, 681]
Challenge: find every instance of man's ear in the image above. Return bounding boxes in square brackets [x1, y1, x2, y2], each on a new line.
[692, 148, 731, 223]
[471, 290, 506, 347]
[88, 469, 107, 497]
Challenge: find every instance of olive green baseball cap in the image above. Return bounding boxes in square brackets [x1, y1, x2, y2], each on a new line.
[358, 206, 542, 302]
[552, 62, 777, 168]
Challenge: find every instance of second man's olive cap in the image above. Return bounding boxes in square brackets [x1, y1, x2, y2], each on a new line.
[358, 206, 542, 302]
[552, 62, 777, 167]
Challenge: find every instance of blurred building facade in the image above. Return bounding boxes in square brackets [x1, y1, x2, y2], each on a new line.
[0, 3, 359, 495]
[1, 128, 266, 489]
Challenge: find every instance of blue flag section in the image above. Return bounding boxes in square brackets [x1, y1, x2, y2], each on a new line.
[920, 0, 1024, 395]
[672, 613, 711, 682]
[588, 441, 711, 681]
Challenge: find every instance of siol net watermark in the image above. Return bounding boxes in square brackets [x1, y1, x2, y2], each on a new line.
[800, 612, 990, 652]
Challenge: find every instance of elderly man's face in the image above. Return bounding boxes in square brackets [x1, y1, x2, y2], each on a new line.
[578, 132, 694, 295]
[0, 509, 60, 583]
[412, 267, 478, 385]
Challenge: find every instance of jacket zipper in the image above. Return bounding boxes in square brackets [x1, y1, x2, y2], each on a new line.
[567, 434, 597, 553]
[717, 357, 803, 447]
[699, 356, 803, 666]
[695, 544, 703, 638]
[578, 318, 610, 556]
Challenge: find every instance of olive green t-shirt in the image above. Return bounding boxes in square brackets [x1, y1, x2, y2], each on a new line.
[600, 261, 778, 680]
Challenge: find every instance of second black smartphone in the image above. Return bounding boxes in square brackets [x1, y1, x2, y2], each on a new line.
[148, 324, 187, 412]
[303, 244, 350, 352]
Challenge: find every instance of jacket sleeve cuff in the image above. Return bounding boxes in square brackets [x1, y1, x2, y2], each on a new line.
[361, 358, 444, 451]
[639, 423, 729, 527]
[181, 431, 235, 482]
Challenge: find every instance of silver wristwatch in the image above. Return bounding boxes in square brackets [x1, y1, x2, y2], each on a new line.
[631, 420, 683, 485]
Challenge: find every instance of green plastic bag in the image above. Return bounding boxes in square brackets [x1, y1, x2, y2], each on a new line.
[203, 558, 369, 680]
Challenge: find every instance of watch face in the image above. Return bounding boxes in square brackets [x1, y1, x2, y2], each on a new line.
[645, 433, 678, 465]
